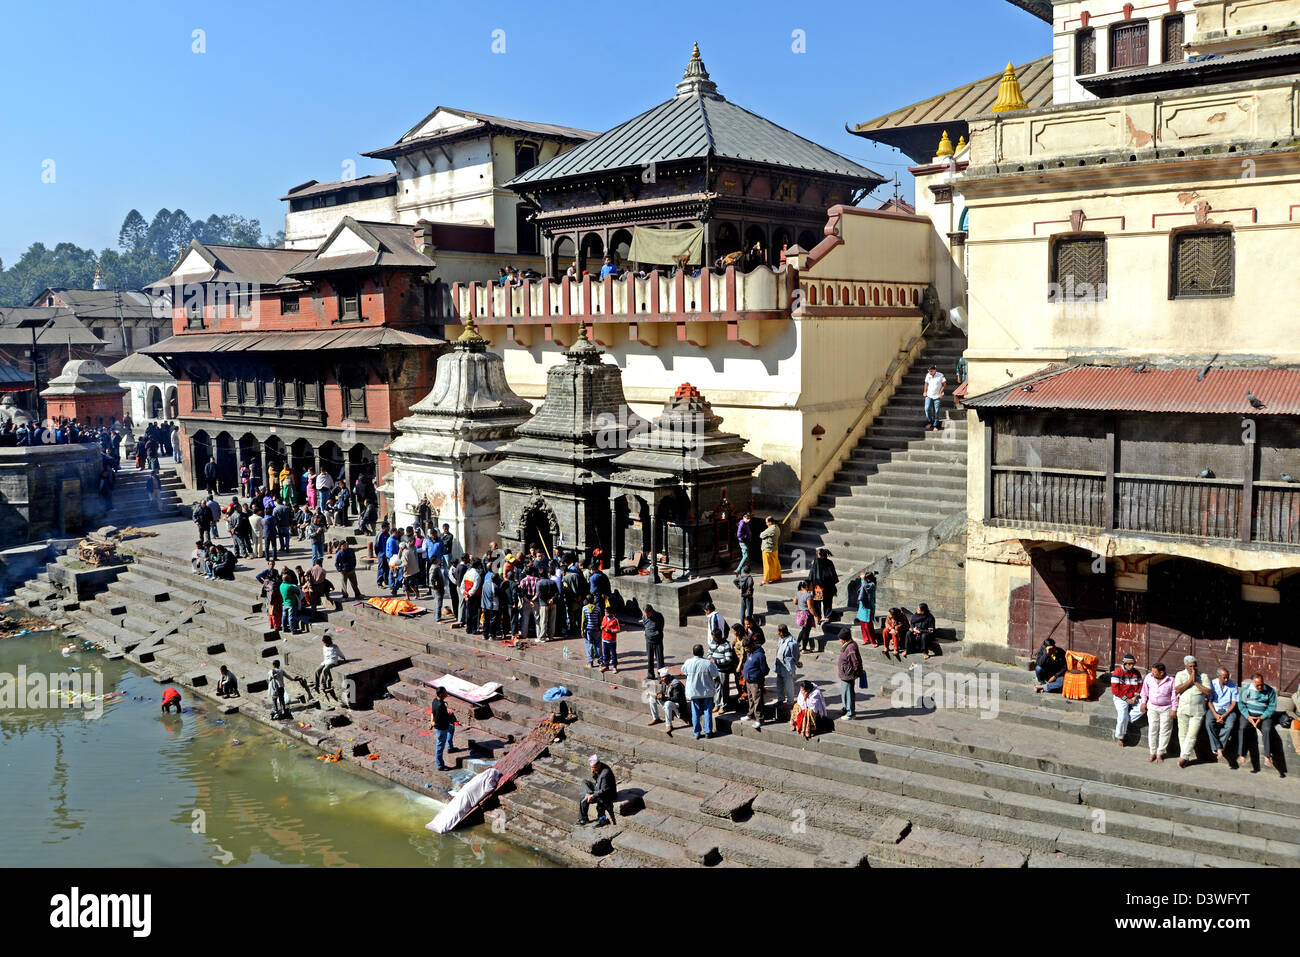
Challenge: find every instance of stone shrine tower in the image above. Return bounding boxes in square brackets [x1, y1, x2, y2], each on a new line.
[39, 359, 127, 428]
[388, 317, 532, 556]
[485, 322, 645, 560]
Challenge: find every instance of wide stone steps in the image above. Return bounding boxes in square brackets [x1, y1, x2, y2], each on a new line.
[373, 626, 1297, 867]
[59, 535, 1300, 868]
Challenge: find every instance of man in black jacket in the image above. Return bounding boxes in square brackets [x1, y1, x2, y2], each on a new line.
[639, 603, 666, 678]
[203, 458, 217, 496]
[334, 542, 362, 600]
[577, 754, 616, 826]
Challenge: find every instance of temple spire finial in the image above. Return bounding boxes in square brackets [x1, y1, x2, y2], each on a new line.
[676, 41, 720, 98]
[457, 313, 486, 344]
[936, 131, 954, 158]
[991, 61, 1028, 113]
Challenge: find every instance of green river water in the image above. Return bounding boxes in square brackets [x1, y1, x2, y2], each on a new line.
[0, 617, 550, 867]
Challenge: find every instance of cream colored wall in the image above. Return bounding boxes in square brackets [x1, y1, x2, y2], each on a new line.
[284, 194, 398, 249]
[963, 165, 1300, 396]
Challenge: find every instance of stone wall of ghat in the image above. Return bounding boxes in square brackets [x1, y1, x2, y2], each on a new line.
[0, 443, 106, 545]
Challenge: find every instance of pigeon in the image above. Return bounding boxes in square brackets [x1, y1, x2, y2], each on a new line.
[1133, 363, 1147, 373]
[1197, 354, 1218, 381]
[1247, 391, 1265, 409]
[1283, 474, 1299, 484]
[1022, 384, 1034, 392]
[1198, 467, 1214, 479]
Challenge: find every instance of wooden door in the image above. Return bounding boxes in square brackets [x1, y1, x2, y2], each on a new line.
[1031, 553, 1071, 645]
[1114, 591, 1148, 668]
[1070, 566, 1114, 663]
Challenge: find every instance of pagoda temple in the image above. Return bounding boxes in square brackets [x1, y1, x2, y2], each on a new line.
[508, 44, 884, 276]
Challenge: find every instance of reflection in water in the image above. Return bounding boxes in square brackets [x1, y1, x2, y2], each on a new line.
[0, 624, 550, 868]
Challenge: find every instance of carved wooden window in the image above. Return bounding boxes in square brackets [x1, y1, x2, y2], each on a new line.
[1110, 21, 1149, 71]
[280, 293, 300, 316]
[192, 378, 210, 412]
[301, 380, 321, 411]
[1049, 235, 1107, 302]
[337, 279, 361, 321]
[1076, 28, 1096, 75]
[1162, 15, 1185, 63]
[1171, 229, 1233, 299]
[342, 369, 368, 422]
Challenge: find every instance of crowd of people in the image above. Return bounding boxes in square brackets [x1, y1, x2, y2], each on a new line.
[1030, 638, 1290, 775]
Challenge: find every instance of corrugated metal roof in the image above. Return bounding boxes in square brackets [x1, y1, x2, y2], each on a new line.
[139, 325, 445, 355]
[35, 289, 156, 318]
[1078, 42, 1300, 94]
[280, 171, 396, 201]
[149, 242, 312, 290]
[849, 55, 1054, 137]
[964, 364, 1300, 415]
[365, 107, 597, 159]
[510, 52, 881, 187]
[105, 352, 171, 378]
[287, 218, 435, 275]
[0, 307, 105, 346]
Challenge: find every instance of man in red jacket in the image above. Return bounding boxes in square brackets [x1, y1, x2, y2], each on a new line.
[160, 686, 182, 714]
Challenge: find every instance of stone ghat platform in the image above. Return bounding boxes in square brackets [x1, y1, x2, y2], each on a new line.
[35, 517, 1300, 868]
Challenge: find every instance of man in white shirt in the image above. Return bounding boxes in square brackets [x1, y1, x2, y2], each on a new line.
[922, 364, 947, 431]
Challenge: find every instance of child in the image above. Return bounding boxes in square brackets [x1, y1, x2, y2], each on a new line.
[190, 540, 207, 575]
[582, 595, 602, 667]
[216, 666, 239, 698]
[599, 602, 620, 673]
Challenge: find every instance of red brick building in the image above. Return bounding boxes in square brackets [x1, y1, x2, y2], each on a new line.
[141, 218, 449, 506]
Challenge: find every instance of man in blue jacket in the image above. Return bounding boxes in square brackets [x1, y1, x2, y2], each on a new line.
[742, 640, 769, 730]
[373, 522, 390, 587]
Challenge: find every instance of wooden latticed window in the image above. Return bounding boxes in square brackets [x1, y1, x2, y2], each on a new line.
[1110, 20, 1149, 70]
[342, 369, 368, 421]
[1049, 235, 1107, 302]
[1162, 15, 1185, 63]
[1076, 28, 1097, 75]
[191, 378, 210, 412]
[1171, 229, 1233, 298]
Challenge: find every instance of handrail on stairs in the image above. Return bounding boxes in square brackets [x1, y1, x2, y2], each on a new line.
[780, 318, 938, 531]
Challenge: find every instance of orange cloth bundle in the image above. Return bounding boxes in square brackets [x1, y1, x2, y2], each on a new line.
[366, 596, 423, 616]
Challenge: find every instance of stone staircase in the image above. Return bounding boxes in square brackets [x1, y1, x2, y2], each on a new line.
[764, 326, 969, 635]
[105, 466, 188, 529]
[47, 538, 1300, 869]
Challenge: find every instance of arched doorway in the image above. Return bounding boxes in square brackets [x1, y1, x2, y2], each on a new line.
[147, 386, 163, 420]
[264, 435, 287, 481]
[238, 433, 261, 492]
[519, 497, 559, 558]
[797, 229, 818, 250]
[166, 386, 178, 419]
[743, 225, 768, 266]
[214, 432, 237, 493]
[290, 438, 314, 478]
[579, 233, 604, 275]
[610, 229, 632, 266]
[715, 223, 741, 260]
[553, 236, 576, 279]
[772, 227, 793, 260]
[190, 430, 211, 489]
[347, 444, 376, 488]
[318, 441, 344, 483]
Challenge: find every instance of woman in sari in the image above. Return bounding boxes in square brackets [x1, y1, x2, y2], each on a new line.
[295, 565, 316, 608]
[306, 468, 318, 509]
[791, 680, 827, 739]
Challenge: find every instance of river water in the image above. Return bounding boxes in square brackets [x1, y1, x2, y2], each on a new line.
[0, 618, 550, 867]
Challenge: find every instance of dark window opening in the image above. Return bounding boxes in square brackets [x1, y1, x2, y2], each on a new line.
[516, 204, 539, 256]
[337, 279, 361, 320]
[1049, 235, 1107, 302]
[1076, 28, 1097, 75]
[1171, 229, 1233, 299]
[280, 293, 300, 316]
[192, 379, 210, 412]
[516, 142, 539, 177]
[1162, 15, 1185, 63]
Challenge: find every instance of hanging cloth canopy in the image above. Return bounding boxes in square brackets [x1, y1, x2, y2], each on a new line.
[629, 225, 703, 266]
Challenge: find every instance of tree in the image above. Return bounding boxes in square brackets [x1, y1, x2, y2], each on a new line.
[118, 209, 148, 252]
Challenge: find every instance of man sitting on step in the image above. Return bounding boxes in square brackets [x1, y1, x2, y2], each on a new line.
[577, 754, 617, 827]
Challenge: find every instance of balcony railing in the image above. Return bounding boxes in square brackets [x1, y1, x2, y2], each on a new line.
[989, 465, 1300, 550]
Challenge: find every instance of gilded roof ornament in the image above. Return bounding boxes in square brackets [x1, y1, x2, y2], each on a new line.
[991, 61, 1028, 113]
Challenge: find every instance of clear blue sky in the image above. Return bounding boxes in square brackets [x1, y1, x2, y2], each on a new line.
[0, 0, 1047, 265]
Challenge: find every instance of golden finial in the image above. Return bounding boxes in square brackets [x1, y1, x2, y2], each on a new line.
[457, 314, 486, 342]
[691, 41, 700, 60]
[991, 61, 1028, 113]
[936, 131, 954, 158]
[956, 135, 967, 152]
[578, 317, 590, 341]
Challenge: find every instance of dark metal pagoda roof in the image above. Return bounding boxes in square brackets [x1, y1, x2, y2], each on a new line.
[508, 44, 883, 189]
